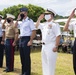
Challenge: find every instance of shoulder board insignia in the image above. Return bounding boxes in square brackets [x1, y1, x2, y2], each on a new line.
[28, 18, 31, 20]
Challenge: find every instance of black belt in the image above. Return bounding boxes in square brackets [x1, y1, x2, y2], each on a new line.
[6, 37, 14, 39]
[20, 36, 30, 39]
[41, 42, 45, 45]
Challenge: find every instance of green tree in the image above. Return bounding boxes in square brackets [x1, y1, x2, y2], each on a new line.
[0, 4, 69, 23]
[27, 4, 44, 22]
[0, 4, 45, 21]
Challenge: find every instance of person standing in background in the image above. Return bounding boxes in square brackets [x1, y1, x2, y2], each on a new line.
[63, 8, 76, 75]
[0, 15, 5, 68]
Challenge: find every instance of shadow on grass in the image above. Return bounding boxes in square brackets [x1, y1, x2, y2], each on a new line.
[0, 68, 39, 75]
[31, 47, 41, 54]
[9, 68, 40, 75]
[0, 67, 21, 74]
[13, 68, 21, 74]
[14, 47, 41, 55]
[31, 72, 40, 75]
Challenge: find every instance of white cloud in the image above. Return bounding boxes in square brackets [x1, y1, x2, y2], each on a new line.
[0, 0, 76, 16]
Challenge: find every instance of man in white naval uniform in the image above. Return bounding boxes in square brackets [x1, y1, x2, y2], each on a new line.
[36, 9, 61, 75]
[63, 8, 76, 75]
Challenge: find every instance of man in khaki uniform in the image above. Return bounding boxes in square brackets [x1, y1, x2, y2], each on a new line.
[2, 14, 19, 72]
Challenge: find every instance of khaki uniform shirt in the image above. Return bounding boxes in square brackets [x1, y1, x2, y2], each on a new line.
[4, 23, 18, 39]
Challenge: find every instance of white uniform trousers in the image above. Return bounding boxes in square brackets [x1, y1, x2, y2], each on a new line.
[41, 42, 57, 75]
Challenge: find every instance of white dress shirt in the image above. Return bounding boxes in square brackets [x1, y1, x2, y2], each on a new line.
[38, 20, 61, 44]
[0, 22, 3, 37]
[68, 21, 76, 37]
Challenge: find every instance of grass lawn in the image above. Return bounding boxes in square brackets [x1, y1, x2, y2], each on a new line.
[0, 48, 74, 75]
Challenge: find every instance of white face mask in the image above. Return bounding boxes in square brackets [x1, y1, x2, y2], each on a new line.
[44, 14, 51, 20]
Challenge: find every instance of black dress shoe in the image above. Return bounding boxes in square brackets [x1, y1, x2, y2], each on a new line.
[23, 72, 26, 75]
[0, 66, 2, 68]
[3, 69, 14, 72]
[19, 73, 26, 75]
[19, 74, 25, 75]
[3, 69, 9, 72]
[3, 69, 7, 72]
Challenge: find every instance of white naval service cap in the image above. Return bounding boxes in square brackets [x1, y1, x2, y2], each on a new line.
[6, 14, 15, 19]
[0, 15, 3, 18]
[44, 8, 56, 16]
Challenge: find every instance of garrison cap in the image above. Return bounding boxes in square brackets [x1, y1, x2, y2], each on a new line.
[20, 7, 28, 12]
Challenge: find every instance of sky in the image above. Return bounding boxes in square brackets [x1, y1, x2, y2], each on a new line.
[0, 0, 76, 16]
